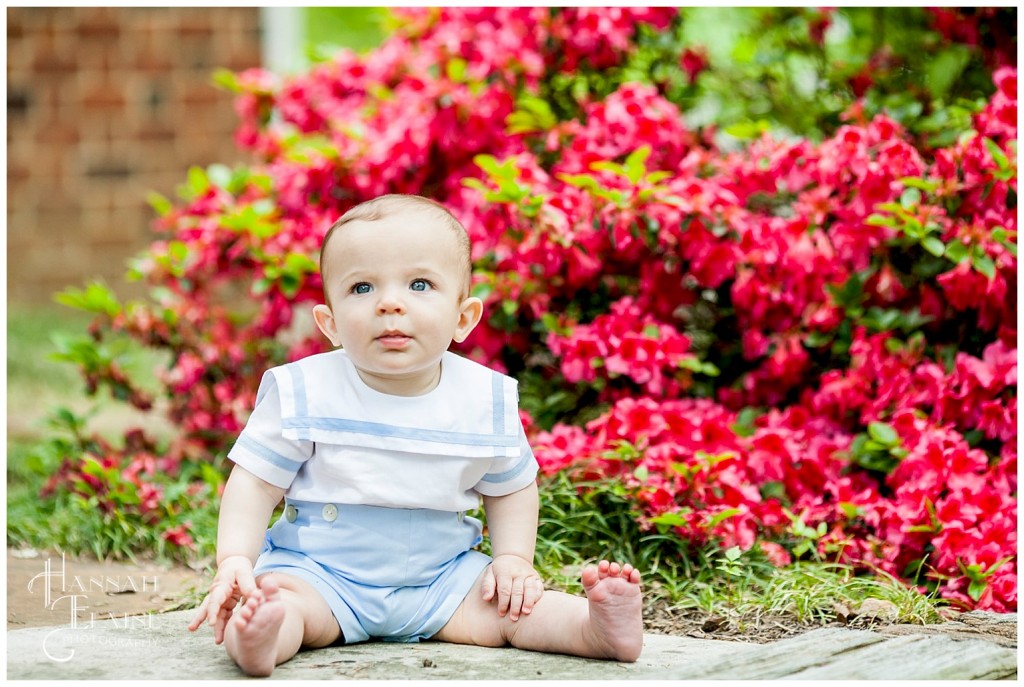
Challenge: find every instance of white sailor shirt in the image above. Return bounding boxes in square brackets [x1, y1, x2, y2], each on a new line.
[227, 349, 539, 512]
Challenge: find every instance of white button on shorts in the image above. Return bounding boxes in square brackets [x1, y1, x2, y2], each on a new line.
[322, 504, 339, 522]
[285, 504, 298, 522]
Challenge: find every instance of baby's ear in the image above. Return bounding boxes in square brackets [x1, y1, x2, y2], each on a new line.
[453, 296, 483, 343]
[312, 304, 342, 347]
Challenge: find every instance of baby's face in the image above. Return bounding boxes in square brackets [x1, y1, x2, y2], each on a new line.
[313, 211, 481, 395]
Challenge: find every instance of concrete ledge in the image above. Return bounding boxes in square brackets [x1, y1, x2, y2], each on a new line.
[6, 610, 739, 680]
[9, 609, 1015, 680]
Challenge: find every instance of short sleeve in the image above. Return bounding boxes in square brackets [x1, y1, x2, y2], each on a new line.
[473, 422, 539, 497]
[227, 372, 313, 489]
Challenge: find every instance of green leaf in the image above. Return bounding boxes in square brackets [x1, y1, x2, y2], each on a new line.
[54, 282, 122, 317]
[839, 502, 863, 519]
[507, 96, 557, 134]
[471, 280, 494, 301]
[473, 154, 503, 178]
[921, 235, 945, 257]
[760, 481, 787, 501]
[900, 187, 921, 208]
[707, 509, 743, 529]
[723, 119, 771, 140]
[967, 578, 987, 602]
[187, 166, 209, 197]
[867, 421, 899, 447]
[146, 191, 173, 217]
[678, 357, 720, 376]
[971, 253, 996, 280]
[649, 512, 688, 529]
[898, 176, 939, 193]
[557, 173, 602, 193]
[211, 68, 241, 93]
[732, 406, 761, 438]
[207, 163, 233, 189]
[462, 178, 489, 193]
[804, 330, 832, 348]
[983, 137, 1010, 171]
[865, 213, 897, 228]
[944, 239, 969, 264]
[624, 146, 652, 185]
[446, 57, 468, 83]
[723, 545, 743, 562]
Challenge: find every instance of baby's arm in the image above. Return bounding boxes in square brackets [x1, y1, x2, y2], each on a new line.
[481, 481, 544, 621]
[187, 465, 285, 643]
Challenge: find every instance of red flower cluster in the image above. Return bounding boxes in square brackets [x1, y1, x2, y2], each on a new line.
[548, 297, 696, 396]
[533, 329, 1017, 609]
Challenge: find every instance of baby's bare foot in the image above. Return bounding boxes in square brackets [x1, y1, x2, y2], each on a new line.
[581, 560, 644, 662]
[226, 577, 286, 677]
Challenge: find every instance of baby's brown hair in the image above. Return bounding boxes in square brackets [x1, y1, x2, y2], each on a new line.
[319, 194, 473, 303]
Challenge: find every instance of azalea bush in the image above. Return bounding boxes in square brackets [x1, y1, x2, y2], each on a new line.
[45, 8, 1015, 611]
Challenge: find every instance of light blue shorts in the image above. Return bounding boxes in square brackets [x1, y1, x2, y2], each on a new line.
[252, 499, 491, 644]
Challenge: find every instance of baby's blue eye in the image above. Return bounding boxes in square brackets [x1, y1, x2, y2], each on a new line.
[410, 279, 431, 292]
[353, 283, 372, 295]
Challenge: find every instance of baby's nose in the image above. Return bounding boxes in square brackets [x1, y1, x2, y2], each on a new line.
[376, 292, 405, 315]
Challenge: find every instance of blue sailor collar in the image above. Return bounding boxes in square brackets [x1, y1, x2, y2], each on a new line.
[261, 349, 521, 459]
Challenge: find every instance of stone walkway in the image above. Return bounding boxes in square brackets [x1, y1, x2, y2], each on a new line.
[6, 610, 1017, 680]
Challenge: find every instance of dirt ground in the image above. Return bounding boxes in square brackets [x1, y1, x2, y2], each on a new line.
[7, 547, 1016, 650]
[7, 547, 207, 630]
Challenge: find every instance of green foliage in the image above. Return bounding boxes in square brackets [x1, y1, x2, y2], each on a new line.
[305, 7, 389, 60]
[673, 7, 1003, 143]
[846, 421, 909, 475]
[8, 407, 221, 563]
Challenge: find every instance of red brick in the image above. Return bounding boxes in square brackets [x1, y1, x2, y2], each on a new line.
[131, 26, 174, 72]
[134, 7, 178, 33]
[75, 7, 120, 39]
[7, 11, 25, 39]
[33, 117, 80, 146]
[30, 32, 77, 73]
[75, 35, 122, 71]
[10, 7, 57, 31]
[79, 74, 128, 110]
[175, 78, 225, 107]
[177, 35, 215, 70]
[10, 3, 265, 305]
[83, 207, 151, 243]
[133, 118, 177, 144]
[177, 9, 216, 36]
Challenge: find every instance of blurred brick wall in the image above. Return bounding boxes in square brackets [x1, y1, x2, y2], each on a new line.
[7, 7, 262, 305]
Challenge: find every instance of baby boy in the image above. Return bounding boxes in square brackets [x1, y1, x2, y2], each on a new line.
[188, 194, 643, 676]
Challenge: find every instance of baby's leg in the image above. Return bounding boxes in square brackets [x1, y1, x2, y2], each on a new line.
[433, 560, 643, 662]
[223, 572, 340, 677]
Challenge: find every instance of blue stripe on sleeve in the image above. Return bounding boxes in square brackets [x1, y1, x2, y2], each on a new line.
[479, 448, 535, 484]
[234, 434, 306, 473]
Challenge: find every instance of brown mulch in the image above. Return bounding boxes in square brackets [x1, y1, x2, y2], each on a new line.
[643, 595, 1018, 648]
[643, 596, 826, 644]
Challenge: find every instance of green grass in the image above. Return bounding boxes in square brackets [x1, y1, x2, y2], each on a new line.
[7, 306, 93, 393]
[530, 471, 948, 629]
[7, 304, 209, 563]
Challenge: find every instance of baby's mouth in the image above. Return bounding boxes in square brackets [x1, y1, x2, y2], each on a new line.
[377, 331, 412, 348]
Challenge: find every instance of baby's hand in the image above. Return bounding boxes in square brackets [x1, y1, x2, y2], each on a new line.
[186, 555, 258, 644]
[482, 553, 545, 621]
